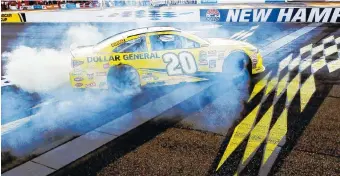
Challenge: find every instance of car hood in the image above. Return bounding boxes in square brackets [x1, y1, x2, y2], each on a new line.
[207, 38, 256, 49]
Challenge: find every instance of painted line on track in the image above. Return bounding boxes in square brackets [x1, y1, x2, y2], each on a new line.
[1, 98, 57, 135]
[2, 82, 213, 176]
[260, 23, 322, 57]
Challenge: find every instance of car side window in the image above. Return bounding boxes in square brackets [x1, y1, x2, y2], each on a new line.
[179, 35, 200, 49]
[113, 36, 147, 53]
[149, 34, 200, 51]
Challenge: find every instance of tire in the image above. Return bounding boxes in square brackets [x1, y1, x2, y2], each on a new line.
[222, 51, 251, 80]
[107, 65, 141, 92]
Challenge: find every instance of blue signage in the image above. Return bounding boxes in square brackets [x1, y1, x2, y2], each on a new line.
[201, 0, 217, 4]
[33, 5, 43, 9]
[200, 8, 340, 23]
[66, 3, 77, 9]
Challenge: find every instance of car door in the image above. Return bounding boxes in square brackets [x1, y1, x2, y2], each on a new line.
[110, 34, 154, 68]
[148, 32, 204, 76]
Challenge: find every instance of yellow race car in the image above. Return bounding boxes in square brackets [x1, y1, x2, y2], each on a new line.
[69, 27, 265, 91]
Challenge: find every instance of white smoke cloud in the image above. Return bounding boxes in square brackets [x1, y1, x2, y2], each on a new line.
[3, 47, 70, 93]
[1, 23, 255, 158]
[1, 24, 140, 156]
[3, 24, 105, 93]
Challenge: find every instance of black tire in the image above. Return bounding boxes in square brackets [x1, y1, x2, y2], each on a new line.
[222, 51, 251, 80]
[221, 52, 252, 95]
[107, 65, 141, 92]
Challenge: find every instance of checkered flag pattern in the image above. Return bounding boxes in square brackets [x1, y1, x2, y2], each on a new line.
[216, 35, 340, 176]
[299, 35, 340, 73]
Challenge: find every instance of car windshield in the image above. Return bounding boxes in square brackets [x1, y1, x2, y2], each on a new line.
[96, 29, 210, 47]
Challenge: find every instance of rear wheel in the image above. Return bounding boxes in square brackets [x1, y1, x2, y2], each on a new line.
[222, 52, 251, 80]
[221, 52, 252, 95]
[107, 65, 141, 92]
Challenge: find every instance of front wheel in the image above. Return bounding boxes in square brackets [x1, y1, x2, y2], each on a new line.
[107, 65, 141, 93]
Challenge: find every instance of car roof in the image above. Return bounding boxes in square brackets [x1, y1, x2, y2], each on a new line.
[96, 27, 180, 48]
[124, 26, 180, 36]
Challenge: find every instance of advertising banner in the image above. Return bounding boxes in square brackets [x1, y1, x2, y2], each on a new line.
[33, 5, 47, 10]
[200, 8, 340, 22]
[46, 5, 60, 9]
[1, 13, 26, 23]
[19, 5, 34, 10]
[201, 0, 218, 4]
[66, 3, 77, 9]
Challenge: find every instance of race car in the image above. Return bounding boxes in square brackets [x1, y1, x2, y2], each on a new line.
[69, 26, 265, 91]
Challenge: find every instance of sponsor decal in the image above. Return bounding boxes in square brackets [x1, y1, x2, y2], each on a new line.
[73, 68, 84, 73]
[200, 8, 340, 23]
[103, 63, 110, 69]
[251, 52, 258, 60]
[253, 62, 257, 69]
[72, 71, 83, 76]
[200, 51, 207, 60]
[87, 73, 94, 80]
[1, 13, 25, 23]
[199, 59, 208, 65]
[72, 60, 84, 67]
[74, 77, 83, 81]
[96, 72, 107, 76]
[86, 82, 96, 87]
[123, 53, 160, 60]
[206, 9, 221, 22]
[209, 60, 216, 68]
[75, 83, 83, 87]
[87, 55, 120, 63]
[218, 51, 225, 59]
[252, 57, 258, 68]
[208, 50, 217, 56]
[87, 73, 95, 79]
[111, 39, 125, 47]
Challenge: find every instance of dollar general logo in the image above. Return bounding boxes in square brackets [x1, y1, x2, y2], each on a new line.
[216, 35, 340, 175]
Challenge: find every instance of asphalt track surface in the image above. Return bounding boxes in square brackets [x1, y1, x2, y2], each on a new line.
[1, 23, 340, 175]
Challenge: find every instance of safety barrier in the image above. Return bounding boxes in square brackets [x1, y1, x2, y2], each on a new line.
[2, 0, 289, 11]
[1, 13, 26, 23]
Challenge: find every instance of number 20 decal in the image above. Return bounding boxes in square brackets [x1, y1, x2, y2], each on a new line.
[163, 52, 197, 76]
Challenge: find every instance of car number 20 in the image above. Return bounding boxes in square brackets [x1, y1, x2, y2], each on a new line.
[163, 52, 197, 76]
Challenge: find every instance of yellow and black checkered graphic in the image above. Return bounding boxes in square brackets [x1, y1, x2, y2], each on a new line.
[1, 13, 26, 23]
[215, 35, 340, 175]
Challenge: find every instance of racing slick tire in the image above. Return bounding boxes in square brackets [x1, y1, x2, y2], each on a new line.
[107, 65, 141, 93]
[222, 52, 252, 93]
[222, 51, 251, 80]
